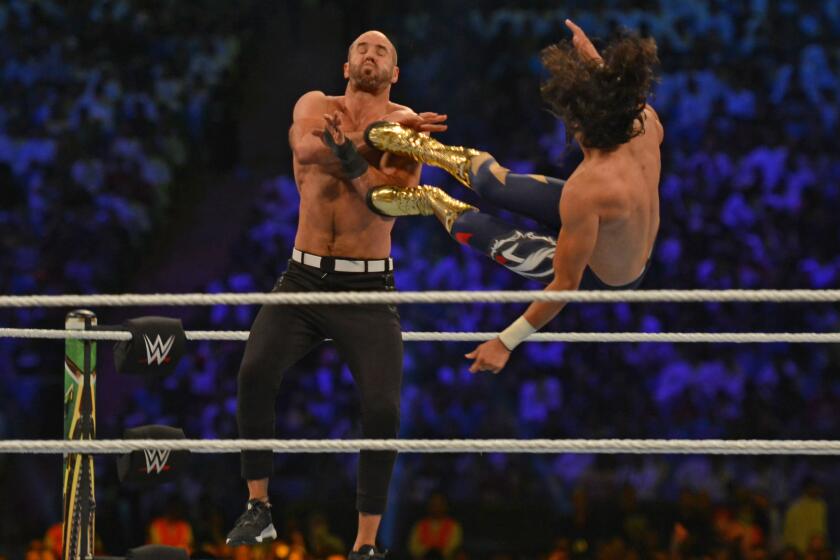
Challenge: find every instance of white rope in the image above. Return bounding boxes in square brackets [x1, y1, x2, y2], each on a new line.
[0, 328, 133, 340]
[3, 328, 840, 343]
[395, 332, 840, 344]
[3, 289, 840, 307]
[2, 438, 840, 455]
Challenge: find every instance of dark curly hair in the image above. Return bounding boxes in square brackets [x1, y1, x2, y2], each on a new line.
[540, 33, 659, 151]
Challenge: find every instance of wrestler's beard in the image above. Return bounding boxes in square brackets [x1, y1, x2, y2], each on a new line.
[349, 62, 391, 94]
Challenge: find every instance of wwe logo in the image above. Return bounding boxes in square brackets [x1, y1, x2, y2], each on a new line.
[143, 449, 171, 474]
[143, 334, 175, 365]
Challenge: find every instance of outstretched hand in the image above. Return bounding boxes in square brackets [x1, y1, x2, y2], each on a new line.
[322, 111, 346, 145]
[565, 19, 603, 63]
[390, 111, 448, 133]
[465, 338, 511, 374]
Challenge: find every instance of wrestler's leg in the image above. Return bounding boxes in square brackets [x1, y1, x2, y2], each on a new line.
[366, 121, 563, 228]
[328, 297, 403, 551]
[227, 269, 325, 545]
[450, 211, 557, 284]
[468, 153, 563, 230]
[237, 269, 323, 487]
[367, 184, 478, 232]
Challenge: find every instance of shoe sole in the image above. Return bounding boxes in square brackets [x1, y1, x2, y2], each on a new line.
[226, 524, 277, 545]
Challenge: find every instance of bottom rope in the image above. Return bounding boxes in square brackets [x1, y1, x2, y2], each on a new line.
[3, 328, 840, 343]
[2, 439, 840, 455]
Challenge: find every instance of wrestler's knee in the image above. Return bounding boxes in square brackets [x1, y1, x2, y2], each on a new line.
[361, 398, 400, 438]
[469, 152, 508, 197]
[236, 384, 275, 438]
[449, 211, 503, 252]
[236, 353, 279, 413]
[237, 356, 266, 391]
[449, 209, 486, 237]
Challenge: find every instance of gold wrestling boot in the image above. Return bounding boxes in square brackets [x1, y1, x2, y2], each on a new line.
[367, 185, 478, 232]
[365, 121, 481, 188]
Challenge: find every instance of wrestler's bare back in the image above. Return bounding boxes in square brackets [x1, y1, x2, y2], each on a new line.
[563, 106, 664, 285]
[291, 93, 419, 259]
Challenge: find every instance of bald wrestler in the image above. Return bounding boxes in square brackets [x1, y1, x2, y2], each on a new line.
[226, 30, 446, 559]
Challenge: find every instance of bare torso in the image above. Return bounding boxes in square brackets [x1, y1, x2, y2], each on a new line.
[292, 95, 418, 259]
[564, 106, 663, 285]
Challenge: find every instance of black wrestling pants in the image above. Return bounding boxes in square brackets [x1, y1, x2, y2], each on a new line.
[237, 259, 403, 514]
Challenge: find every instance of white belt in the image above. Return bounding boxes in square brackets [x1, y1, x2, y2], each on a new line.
[292, 248, 393, 273]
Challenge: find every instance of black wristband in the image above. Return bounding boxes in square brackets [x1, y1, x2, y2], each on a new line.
[324, 131, 369, 179]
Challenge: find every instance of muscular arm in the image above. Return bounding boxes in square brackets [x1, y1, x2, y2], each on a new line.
[521, 185, 600, 329]
[321, 105, 425, 197]
[290, 91, 370, 166]
[466, 183, 600, 374]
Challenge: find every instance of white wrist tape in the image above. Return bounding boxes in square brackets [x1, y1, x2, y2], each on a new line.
[498, 316, 537, 351]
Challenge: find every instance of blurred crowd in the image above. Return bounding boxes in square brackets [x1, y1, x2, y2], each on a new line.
[3, 0, 840, 558]
[0, 0, 249, 554]
[0, 0, 242, 298]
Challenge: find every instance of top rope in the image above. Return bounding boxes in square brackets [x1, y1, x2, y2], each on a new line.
[2, 290, 840, 307]
[3, 438, 840, 455]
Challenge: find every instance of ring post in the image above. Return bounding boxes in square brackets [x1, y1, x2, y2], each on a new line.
[63, 310, 97, 560]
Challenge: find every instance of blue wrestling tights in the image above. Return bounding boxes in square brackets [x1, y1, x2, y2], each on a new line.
[452, 155, 651, 289]
[451, 212, 557, 284]
[468, 155, 564, 229]
[449, 155, 563, 283]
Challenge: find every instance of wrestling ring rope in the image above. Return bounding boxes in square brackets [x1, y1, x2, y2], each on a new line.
[3, 438, 840, 456]
[4, 288, 840, 558]
[3, 328, 840, 344]
[3, 288, 840, 306]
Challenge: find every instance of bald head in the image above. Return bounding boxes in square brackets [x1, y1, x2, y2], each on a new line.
[348, 30, 398, 65]
[344, 29, 399, 94]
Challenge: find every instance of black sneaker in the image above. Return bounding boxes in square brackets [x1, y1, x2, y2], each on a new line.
[225, 499, 277, 545]
[348, 545, 388, 559]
